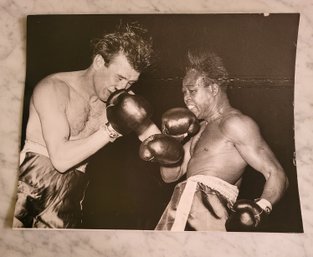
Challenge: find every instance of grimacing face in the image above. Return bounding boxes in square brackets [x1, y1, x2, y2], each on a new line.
[182, 69, 216, 119]
[94, 53, 140, 101]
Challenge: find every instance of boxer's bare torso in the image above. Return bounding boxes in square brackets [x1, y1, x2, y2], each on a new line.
[186, 109, 247, 186]
[26, 71, 107, 147]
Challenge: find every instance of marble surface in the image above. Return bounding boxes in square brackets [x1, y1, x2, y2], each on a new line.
[0, 0, 313, 256]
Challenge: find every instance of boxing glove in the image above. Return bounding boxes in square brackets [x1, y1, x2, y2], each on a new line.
[162, 107, 200, 141]
[106, 89, 153, 136]
[225, 199, 271, 232]
[139, 134, 184, 165]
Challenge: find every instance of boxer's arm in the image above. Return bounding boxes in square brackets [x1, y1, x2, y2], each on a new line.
[137, 122, 161, 141]
[221, 114, 288, 205]
[32, 79, 113, 173]
[160, 139, 191, 183]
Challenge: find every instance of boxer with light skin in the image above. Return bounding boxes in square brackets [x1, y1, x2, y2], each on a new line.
[146, 49, 289, 231]
[13, 22, 168, 229]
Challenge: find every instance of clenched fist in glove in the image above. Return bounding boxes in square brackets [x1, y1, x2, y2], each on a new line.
[225, 199, 272, 232]
[162, 107, 200, 141]
[106, 89, 153, 138]
[139, 134, 184, 166]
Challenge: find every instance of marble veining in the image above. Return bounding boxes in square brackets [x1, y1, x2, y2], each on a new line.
[0, 0, 313, 256]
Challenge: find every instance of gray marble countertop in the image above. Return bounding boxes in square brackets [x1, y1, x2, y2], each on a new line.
[0, 0, 313, 256]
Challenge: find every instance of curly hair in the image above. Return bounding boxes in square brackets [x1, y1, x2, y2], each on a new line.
[91, 22, 154, 73]
[185, 47, 229, 87]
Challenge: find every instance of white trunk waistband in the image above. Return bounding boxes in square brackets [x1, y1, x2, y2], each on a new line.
[171, 175, 239, 231]
[20, 140, 87, 173]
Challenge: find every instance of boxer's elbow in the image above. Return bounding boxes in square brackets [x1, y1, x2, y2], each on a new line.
[160, 172, 177, 183]
[50, 154, 70, 173]
[160, 166, 184, 183]
[51, 161, 68, 173]
[161, 175, 179, 184]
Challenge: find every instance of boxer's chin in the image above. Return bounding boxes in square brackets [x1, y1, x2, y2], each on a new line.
[102, 90, 112, 103]
[186, 105, 199, 117]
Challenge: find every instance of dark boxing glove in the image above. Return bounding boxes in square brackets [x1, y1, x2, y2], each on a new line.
[225, 199, 272, 232]
[162, 107, 200, 141]
[106, 89, 153, 136]
[139, 134, 184, 166]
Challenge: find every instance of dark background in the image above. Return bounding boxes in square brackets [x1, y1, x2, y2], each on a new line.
[24, 14, 302, 232]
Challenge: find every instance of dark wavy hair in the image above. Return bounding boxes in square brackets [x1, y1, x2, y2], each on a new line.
[185, 47, 229, 88]
[91, 22, 154, 72]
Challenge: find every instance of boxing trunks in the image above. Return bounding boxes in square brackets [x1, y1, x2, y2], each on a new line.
[14, 140, 89, 228]
[155, 175, 239, 231]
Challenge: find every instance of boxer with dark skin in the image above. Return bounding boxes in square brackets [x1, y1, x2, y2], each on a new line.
[162, 68, 286, 197]
[13, 23, 167, 228]
[147, 49, 289, 231]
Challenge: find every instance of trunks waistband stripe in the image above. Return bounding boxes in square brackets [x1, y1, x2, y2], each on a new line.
[189, 175, 239, 203]
[171, 175, 239, 231]
[20, 140, 87, 173]
[20, 140, 49, 165]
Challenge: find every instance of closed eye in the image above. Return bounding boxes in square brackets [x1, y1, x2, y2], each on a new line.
[116, 75, 125, 81]
[182, 88, 197, 95]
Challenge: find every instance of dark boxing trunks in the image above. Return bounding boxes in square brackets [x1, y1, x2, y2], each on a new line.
[14, 152, 89, 228]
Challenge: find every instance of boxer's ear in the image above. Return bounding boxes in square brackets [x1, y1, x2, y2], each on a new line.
[93, 54, 105, 70]
[209, 83, 219, 96]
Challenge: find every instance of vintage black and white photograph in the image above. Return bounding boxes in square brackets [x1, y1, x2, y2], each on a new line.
[14, 14, 302, 232]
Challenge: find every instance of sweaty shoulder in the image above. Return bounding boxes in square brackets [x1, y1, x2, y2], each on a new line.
[32, 74, 70, 109]
[219, 111, 260, 144]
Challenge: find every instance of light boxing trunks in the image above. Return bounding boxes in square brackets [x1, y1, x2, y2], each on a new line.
[155, 175, 239, 231]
